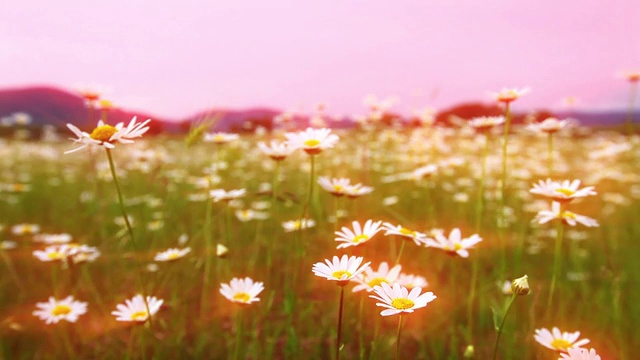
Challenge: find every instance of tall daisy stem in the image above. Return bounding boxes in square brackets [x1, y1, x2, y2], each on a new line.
[105, 148, 153, 329]
[499, 102, 512, 278]
[547, 219, 565, 311]
[200, 178, 214, 317]
[336, 286, 345, 360]
[395, 239, 406, 266]
[492, 293, 517, 360]
[395, 315, 404, 360]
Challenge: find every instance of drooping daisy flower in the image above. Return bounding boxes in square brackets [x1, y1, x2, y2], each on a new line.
[154, 247, 191, 262]
[534, 327, 590, 353]
[425, 228, 482, 258]
[533, 202, 599, 227]
[282, 219, 316, 232]
[530, 179, 596, 203]
[112, 295, 163, 323]
[210, 188, 246, 202]
[559, 348, 601, 360]
[33, 296, 88, 324]
[64, 117, 151, 154]
[219, 277, 264, 304]
[382, 222, 429, 246]
[257, 140, 294, 161]
[468, 116, 506, 132]
[352, 262, 402, 293]
[318, 177, 352, 197]
[491, 87, 530, 103]
[335, 220, 383, 249]
[369, 282, 436, 316]
[203, 132, 239, 144]
[285, 127, 339, 155]
[312, 255, 371, 286]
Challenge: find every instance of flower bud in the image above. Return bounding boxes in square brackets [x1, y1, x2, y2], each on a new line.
[216, 244, 229, 258]
[511, 275, 530, 295]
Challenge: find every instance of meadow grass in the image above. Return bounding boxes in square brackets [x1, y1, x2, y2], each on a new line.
[0, 124, 638, 359]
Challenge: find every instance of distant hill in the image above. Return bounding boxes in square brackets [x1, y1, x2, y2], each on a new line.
[0, 86, 169, 134]
[0, 86, 637, 137]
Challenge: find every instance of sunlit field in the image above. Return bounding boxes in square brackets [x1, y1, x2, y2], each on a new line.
[1, 111, 639, 359]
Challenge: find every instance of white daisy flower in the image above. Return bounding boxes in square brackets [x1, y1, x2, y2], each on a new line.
[559, 348, 601, 360]
[154, 247, 191, 262]
[210, 188, 246, 202]
[425, 228, 482, 258]
[352, 262, 402, 293]
[65, 117, 151, 154]
[220, 277, 264, 304]
[382, 222, 429, 246]
[530, 179, 596, 203]
[282, 219, 316, 232]
[491, 87, 530, 103]
[33, 296, 88, 324]
[112, 295, 163, 323]
[285, 127, 339, 155]
[533, 202, 599, 227]
[312, 255, 371, 286]
[203, 132, 239, 144]
[534, 327, 590, 353]
[369, 282, 436, 316]
[318, 177, 352, 197]
[335, 220, 383, 249]
[257, 140, 294, 161]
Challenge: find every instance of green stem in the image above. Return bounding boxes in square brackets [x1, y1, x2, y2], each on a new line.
[395, 239, 406, 266]
[105, 148, 153, 329]
[336, 286, 345, 360]
[297, 155, 316, 257]
[359, 295, 365, 360]
[492, 293, 517, 360]
[395, 315, 404, 360]
[547, 218, 565, 312]
[272, 160, 280, 200]
[233, 309, 244, 360]
[499, 102, 512, 278]
[200, 178, 214, 317]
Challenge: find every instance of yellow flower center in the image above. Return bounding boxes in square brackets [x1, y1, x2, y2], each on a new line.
[233, 292, 251, 303]
[90, 125, 117, 142]
[333, 185, 344, 192]
[47, 251, 63, 259]
[352, 234, 369, 243]
[131, 311, 148, 321]
[555, 188, 575, 197]
[166, 252, 181, 260]
[51, 304, 72, 316]
[304, 139, 321, 147]
[399, 228, 416, 237]
[550, 338, 573, 351]
[454, 243, 463, 251]
[391, 298, 415, 310]
[332, 270, 352, 279]
[563, 211, 577, 219]
[213, 134, 226, 142]
[367, 277, 387, 288]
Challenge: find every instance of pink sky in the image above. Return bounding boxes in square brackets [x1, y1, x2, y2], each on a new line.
[1, 0, 639, 119]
